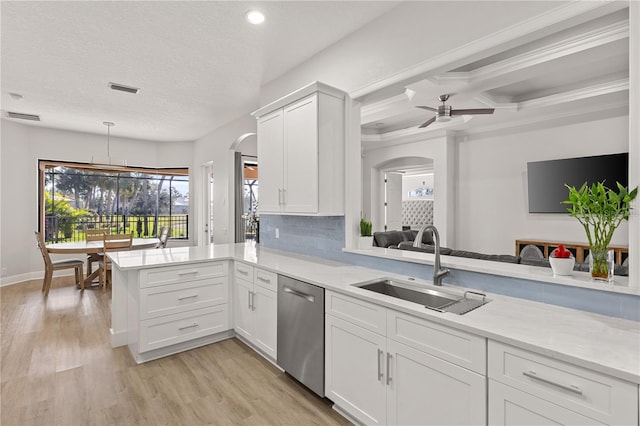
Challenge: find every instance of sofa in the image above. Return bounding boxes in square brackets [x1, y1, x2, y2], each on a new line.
[372, 229, 434, 248]
[372, 230, 628, 276]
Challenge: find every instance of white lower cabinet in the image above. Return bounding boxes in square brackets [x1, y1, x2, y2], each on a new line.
[488, 341, 638, 425]
[386, 339, 486, 426]
[233, 262, 277, 359]
[326, 314, 387, 424]
[234, 277, 254, 339]
[325, 291, 486, 426]
[127, 261, 231, 363]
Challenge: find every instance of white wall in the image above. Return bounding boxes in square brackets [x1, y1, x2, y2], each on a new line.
[192, 114, 256, 246]
[0, 120, 194, 285]
[363, 133, 455, 247]
[456, 115, 629, 255]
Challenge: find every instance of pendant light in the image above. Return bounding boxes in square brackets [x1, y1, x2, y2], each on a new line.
[92, 121, 127, 167]
[104, 121, 114, 159]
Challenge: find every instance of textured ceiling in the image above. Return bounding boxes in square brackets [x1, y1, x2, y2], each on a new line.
[1, 1, 398, 142]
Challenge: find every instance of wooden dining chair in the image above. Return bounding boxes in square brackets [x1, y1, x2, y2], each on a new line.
[98, 233, 133, 288]
[34, 231, 85, 296]
[85, 228, 110, 276]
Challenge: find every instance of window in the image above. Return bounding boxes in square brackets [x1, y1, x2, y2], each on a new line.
[39, 160, 189, 242]
[243, 161, 258, 240]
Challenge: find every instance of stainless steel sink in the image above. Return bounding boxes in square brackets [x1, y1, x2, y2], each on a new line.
[358, 279, 458, 309]
[353, 278, 489, 315]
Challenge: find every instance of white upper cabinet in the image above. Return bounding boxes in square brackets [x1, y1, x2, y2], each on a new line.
[256, 110, 284, 213]
[253, 82, 346, 215]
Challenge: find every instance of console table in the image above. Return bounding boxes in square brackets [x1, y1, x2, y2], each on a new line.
[515, 239, 628, 265]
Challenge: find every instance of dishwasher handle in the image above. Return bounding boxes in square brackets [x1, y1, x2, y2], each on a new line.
[283, 287, 315, 303]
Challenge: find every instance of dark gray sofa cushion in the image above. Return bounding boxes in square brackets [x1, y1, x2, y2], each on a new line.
[373, 229, 435, 248]
[448, 249, 520, 264]
[518, 257, 551, 268]
[409, 229, 434, 245]
[396, 241, 452, 255]
[373, 230, 408, 248]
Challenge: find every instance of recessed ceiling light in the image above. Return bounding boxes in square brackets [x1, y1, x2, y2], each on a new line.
[245, 10, 265, 25]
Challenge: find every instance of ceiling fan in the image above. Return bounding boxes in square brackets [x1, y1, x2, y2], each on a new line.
[416, 94, 495, 128]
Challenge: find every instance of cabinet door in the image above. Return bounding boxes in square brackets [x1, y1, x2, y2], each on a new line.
[325, 315, 387, 425]
[386, 339, 486, 426]
[253, 285, 277, 359]
[489, 380, 602, 425]
[233, 279, 254, 341]
[283, 94, 318, 213]
[257, 109, 284, 213]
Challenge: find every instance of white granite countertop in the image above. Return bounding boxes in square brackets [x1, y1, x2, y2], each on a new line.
[110, 243, 640, 384]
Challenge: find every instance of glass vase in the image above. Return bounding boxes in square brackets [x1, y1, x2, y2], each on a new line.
[589, 247, 614, 282]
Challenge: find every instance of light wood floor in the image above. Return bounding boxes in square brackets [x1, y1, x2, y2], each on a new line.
[1, 276, 351, 426]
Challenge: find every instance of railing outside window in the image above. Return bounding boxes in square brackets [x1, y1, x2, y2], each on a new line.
[44, 214, 188, 243]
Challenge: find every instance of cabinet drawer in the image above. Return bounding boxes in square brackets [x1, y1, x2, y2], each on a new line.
[387, 310, 486, 374]
[325, 291, 386, 335]
[234, 262, 254, 281]
[140, 262, 228, 288]
[140, 277, 228, 320]
[254, 268, 277, 291]
[488, 341, 638, 425]
[488, 379, 602, 425]
[139, 305, 229, 353]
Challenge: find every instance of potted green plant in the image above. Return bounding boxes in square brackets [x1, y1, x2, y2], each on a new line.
[562, 181, 638, 282]
[359, 214, 373, 249]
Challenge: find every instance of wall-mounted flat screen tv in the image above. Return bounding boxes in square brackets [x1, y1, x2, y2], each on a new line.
[527, 152, 629, 213]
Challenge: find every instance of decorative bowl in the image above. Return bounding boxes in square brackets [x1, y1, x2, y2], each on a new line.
[549, 256, 575, 276]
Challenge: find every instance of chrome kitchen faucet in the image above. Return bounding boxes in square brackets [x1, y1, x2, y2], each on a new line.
[413, 224, 450, 286]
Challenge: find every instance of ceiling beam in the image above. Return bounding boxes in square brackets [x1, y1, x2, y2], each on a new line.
[461, 19, 629, 93]
[518, 78, 628, 110]
[351, 1, 628, 101]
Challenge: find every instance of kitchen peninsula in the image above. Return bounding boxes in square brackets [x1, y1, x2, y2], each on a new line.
[108, 243, 640, 424]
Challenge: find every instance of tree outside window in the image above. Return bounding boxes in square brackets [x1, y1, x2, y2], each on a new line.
[40, 161, 189, 242]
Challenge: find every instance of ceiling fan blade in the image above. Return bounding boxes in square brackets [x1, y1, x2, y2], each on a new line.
[451, 108, 495, 115]
[416, 105, 437, 112]
[418, 116, 437, 128]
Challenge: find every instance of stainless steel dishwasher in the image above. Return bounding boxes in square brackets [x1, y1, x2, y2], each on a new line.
[277, 275, 325, 397]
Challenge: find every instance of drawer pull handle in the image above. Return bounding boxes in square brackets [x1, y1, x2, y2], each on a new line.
[522, 371, 583, 395]
[377, 349, 384, 382]
[237, 269, 249, 275]
[257, 277, 271, 284]
[283, 287, 314, 303]
[178, 294, 198, 301]
[178, 322, 199, 331]
[178, 271, 199, 276]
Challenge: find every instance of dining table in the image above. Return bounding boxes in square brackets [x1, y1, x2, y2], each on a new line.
[46, 238, 160, 285]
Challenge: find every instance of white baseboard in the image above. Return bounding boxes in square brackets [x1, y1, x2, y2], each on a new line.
[110, 328, 128, 348]
[129, 330, 235, 364]
[332, 404, 363, 425]
[0, 269, 77, 287]
[0, 271, 41, 287]
[234, 334, 282, 370]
